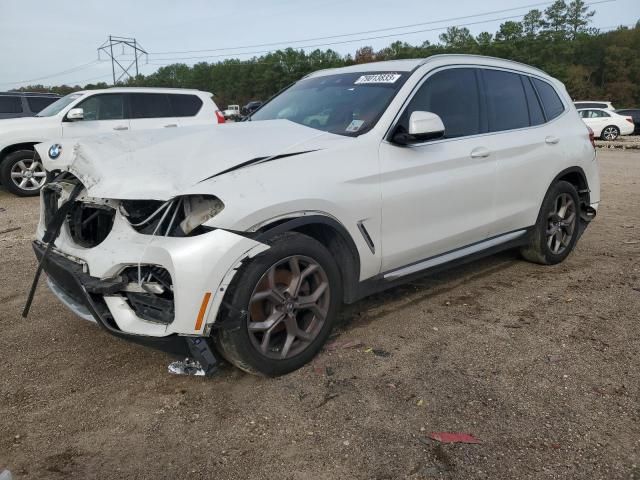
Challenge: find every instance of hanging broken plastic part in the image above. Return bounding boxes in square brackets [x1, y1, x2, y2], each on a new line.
[168, 358, 206, 376]
[168, 337, 220, 376]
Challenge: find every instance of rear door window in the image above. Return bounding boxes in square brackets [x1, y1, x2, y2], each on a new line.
[482, 69, 530, 132]
[26, 96, 58, 113]
[169, 94, 202, 117]
[0, 96, 23, 113]
[532, 78, 565, 121]
[130, 93, 172, 118]
[399, 68, 483, 139]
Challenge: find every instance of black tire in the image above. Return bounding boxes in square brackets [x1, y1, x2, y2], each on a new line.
[600, 125, 619, 141]
[214, 232, 342, 376]
[520, 181, 581, 265]
[0, 149, 45, 197]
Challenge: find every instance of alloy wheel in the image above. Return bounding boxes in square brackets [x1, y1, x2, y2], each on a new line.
[546, 193, 577, 255]
[602, 127, 618, 141]
[247, 255, 330, 360]
[10, 159, 47, 191]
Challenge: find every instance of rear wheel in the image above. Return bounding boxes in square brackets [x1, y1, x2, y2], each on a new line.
[0, 150, 46, 196]
[520, 181, 580, 265]
[601, 125, 619, 141]
[214, 232, 342, 376]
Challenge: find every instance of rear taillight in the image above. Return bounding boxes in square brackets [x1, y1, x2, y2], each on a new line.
[625, 117, 634, 124]
[587, 126, 596, 149]
[215, 110, 225, 124]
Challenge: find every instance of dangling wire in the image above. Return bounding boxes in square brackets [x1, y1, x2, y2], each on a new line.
[137, 199, 174, 286]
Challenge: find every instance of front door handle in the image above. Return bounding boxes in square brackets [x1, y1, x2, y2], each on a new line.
[164, 124, 178, 128]
[470, 147, 491, 159]
[113, 125, 129, 131]
[545, 136, 560, 145]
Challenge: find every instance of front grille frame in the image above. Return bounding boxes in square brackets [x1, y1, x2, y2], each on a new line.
[66, 201, 116, 248]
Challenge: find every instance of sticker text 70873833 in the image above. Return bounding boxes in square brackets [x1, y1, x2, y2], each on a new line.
[354, 73, 402, 85]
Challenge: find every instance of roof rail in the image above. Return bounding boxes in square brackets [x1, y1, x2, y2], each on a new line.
[418, 54, 549, 75]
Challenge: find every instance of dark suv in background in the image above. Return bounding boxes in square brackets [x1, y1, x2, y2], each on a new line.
[0, 92, 61, 119]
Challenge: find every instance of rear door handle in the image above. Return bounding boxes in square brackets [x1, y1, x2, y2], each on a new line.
[113, 125, 129, 131]
[470, 147, 491, 158]
[545, 136, 560, 145]
[164, 124, 178, 128]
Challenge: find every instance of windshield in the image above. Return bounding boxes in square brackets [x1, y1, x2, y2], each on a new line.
[36, 92, 84, 117]
[251, 72, 408, 136]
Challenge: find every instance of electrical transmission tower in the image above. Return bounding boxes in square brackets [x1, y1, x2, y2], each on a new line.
[98, 35, 148, 85]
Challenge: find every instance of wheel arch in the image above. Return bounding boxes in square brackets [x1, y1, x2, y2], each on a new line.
[0, 142, 39, 164]
[552, 166, 590, 206]
[253, 214, 362, 304]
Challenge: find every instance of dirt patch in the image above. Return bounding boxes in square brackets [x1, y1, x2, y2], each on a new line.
[1, 150, 639, 479]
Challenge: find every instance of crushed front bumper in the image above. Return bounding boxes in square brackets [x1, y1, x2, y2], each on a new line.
[33, 206, 269, 338]
[33, 241, 191, 355]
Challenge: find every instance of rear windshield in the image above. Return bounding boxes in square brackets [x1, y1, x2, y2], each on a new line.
[251, 72, 409, 136]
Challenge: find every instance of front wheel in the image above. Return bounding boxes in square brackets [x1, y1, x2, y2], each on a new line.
[0, 150, 47, 196]
[214, 232, 342, 376]
[520, 181, 580, 265]
[601, 125, 619, 141]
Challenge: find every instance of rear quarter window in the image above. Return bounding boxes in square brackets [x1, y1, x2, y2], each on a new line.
[0, 96, 23, 113]
[169, 94, 203, 117]
[533, 78, 565, 121]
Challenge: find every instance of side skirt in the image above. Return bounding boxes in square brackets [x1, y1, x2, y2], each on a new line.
[350, 228, 532, 303]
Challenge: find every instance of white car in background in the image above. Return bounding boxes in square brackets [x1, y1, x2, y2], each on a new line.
[574, 101, 615, 111]
[0, 87, 224, 196]
[31, 55, 600, 377]
[578, 108, 634, 140]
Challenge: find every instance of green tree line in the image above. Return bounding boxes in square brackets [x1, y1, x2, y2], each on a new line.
[17, 1, 640, 108]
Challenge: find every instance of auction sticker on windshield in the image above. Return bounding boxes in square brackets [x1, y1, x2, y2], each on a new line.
[354, 73, 402, 84]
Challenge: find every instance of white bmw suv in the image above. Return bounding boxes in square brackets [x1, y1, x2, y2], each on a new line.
[0, 87, 224, 196]
[30, 55, 600, 376]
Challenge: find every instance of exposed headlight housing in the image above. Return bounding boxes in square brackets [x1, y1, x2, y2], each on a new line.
[120, 195, 224, 237]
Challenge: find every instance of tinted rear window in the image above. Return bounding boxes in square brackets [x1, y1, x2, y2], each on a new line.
[130, 93, 172, 118]
[532, 79, 565, 121]
[26, 96, 58, 113]
[483, 69, 530, 132]
[169, 94, 202, 117]
[0, 96, 23, 113]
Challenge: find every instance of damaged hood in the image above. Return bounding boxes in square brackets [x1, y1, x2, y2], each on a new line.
[36, 120, 348, 200]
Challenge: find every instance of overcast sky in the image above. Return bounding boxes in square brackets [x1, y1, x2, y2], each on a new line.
[1, 0, 638, 89]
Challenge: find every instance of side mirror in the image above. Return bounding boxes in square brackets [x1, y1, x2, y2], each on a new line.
[66, 108, 84, 121]
[393, 111, 445, 145]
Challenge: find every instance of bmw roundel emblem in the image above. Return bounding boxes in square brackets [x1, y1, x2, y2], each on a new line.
[48, 144, 62, 159]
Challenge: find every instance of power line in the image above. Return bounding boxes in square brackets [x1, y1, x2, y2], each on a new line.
[0, 60, 101, 87]
[148, 0, 615, 56]
[149, 0, 616, 62]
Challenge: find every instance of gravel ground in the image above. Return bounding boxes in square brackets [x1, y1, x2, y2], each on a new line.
[0, 150, 639, 480]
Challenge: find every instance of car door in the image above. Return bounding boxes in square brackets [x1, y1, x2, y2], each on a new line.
[62, 93, 130, 136]
[483, 70, 557, 236]
[379, 67, 495, 272]
[128, 93, 178, 131]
